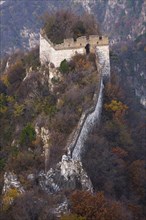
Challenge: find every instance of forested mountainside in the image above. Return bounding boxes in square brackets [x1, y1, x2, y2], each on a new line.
[111, 33, 146, 108]
[0, 0, 145, 56]
[0, 48, 99, 219]
[0, 0, 146, 106]
[0, 3, 146, 220]
[0, 45, 146, 220]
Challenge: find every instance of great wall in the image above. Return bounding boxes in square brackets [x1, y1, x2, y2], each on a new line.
[40, 29, 109, 67]
[1, 30, 111, 203]
[38, 30, 110, 192]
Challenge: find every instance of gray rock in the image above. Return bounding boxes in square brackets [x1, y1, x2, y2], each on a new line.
[27, 174, 35, 181]
[3, 172, 24, 194]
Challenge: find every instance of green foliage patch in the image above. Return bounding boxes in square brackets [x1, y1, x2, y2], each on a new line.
[20, 123, 36, 146]
[59, 59, 69, 74]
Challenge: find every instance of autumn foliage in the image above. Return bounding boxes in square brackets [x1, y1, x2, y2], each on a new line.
[62, 191, 132, 220]
[42, 10, 100, 44]
[104, 99, 128, 122]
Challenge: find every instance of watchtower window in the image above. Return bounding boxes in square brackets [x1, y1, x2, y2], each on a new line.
[85, 43, 90, 54]
[97, 41, 99, 44]
[99, 36, 102, 40]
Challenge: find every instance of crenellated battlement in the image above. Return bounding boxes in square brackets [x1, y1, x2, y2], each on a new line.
[40, 29, 108, 51]
[40, 29, 109, 67]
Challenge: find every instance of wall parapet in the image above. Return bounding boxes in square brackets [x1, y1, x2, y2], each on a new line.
[67, 72, 103, 158]
[40, 29, 109, 51]
[40, 29, 109, 67]
[66, 44, 110, 159]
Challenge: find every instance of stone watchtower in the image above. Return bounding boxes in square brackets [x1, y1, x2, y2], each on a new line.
[39, 29, 109, 68]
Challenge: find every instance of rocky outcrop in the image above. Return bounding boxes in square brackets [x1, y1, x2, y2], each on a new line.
[38, 155, 93, 193]
[2, 172, 24, 194]
[35, 126, 51, 172]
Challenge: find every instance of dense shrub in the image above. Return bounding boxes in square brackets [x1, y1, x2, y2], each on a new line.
[68, 191, 132, 220]
[70, 54, 92, 71]
[59, 59, 69, 74]
[9, 151, 34, 172]
[2, 188, 20, 211]
[6, 60, 25, 85]
[0, 93, 8, 114]
[22, 47, 40, 70]
[42, 10, 100, 44]
[1, 190, 65, 220]
[61, 214, 86, 220]
[0, 158, 6, 171]
[20, 123, 36, 146]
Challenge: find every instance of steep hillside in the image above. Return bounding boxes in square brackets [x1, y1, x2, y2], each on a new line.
[0, 4, 146, 219]
[111, 33, 146, 108]
[1, 46, 146, 220]
[0, 48, 98, 185]
[86, 0, 145, 44]
[0, 0, 145, 56]
[1, 0, 145, 107]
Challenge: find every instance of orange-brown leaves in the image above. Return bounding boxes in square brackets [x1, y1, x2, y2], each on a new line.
[71, 54, 92, 71]
[112, 147, 128, 158]
[128, 160, 146, 199]
[70, 191, 131, 220]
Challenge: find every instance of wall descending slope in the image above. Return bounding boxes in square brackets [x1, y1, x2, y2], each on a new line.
[71, 78, 104, 160]
[68, 44, 110, 160]
[2, 43, 110, 211]
[96, 45, 110, 78]
[37, 44, 110, 194]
